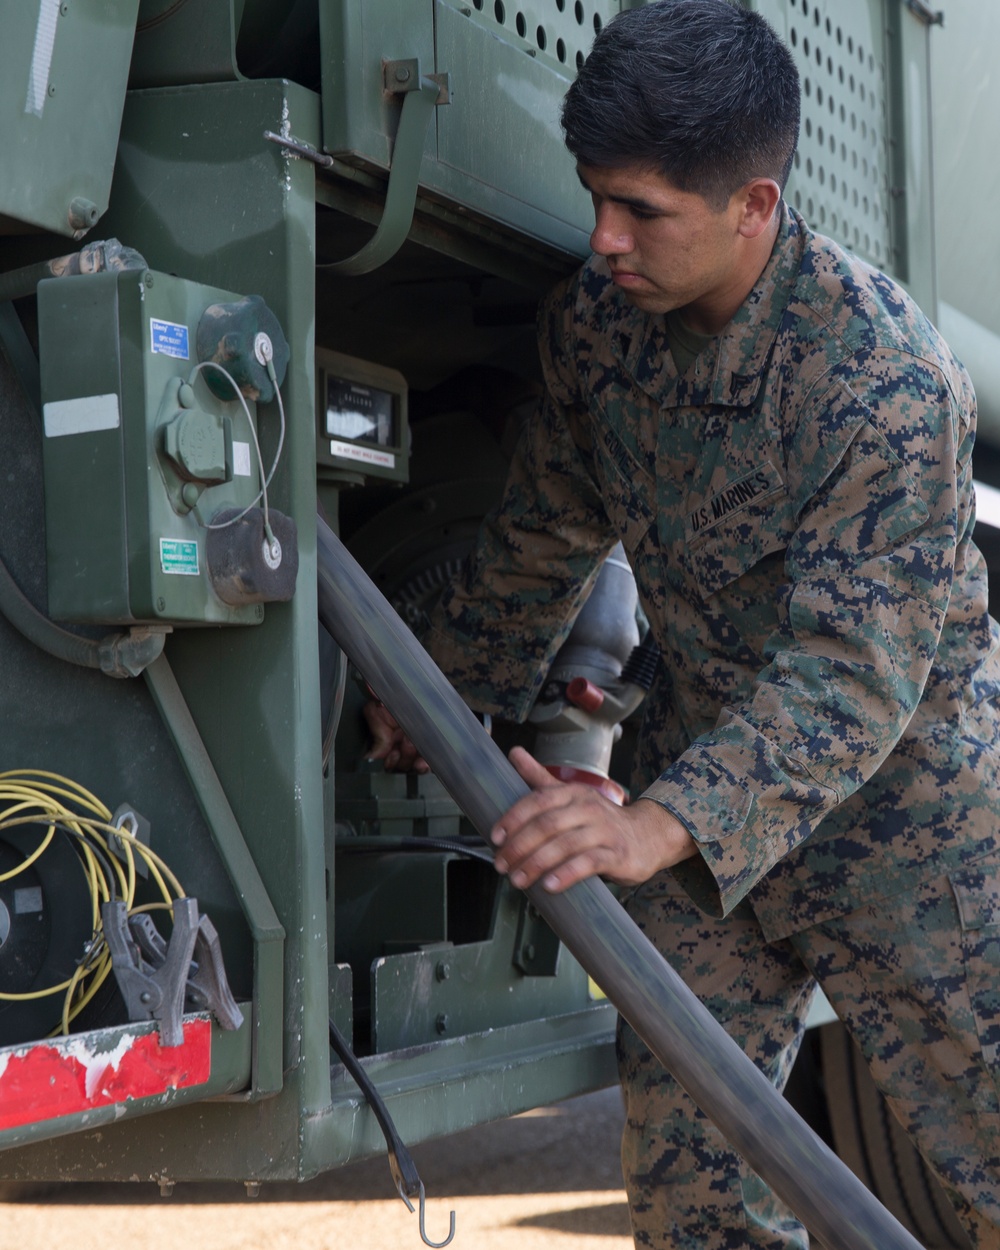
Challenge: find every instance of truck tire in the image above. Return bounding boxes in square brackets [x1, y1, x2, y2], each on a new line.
[819, 1021, 972, 1250]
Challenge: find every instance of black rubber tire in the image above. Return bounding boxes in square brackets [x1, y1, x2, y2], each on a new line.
[820, 1021, 971, 1250]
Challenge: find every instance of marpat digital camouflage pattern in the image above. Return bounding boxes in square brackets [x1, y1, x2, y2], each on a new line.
[426, 204, 1000, 1245]
[427, 205, 1000, 939]
[619, 867, 1000, 1247]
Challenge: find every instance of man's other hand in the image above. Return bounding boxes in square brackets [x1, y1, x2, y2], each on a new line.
[491, 746, 698, 893]
[362, 701, 430, 773]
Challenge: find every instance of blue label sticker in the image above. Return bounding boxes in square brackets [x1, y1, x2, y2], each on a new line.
[150, 318, 190, 360]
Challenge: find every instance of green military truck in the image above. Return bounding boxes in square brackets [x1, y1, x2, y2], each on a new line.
[0, 3, 997, 1247]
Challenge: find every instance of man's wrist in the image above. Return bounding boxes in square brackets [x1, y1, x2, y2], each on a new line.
[632, 797, 699, 871]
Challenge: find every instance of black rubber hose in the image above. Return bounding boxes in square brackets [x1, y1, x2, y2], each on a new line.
[0, 555, 102, 668]
[316, 515, 923, 1250]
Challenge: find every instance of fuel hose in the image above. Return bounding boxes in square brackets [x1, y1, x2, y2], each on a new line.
[316, 514, 924, 1250]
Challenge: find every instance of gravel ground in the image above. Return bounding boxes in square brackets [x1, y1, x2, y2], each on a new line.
[0, 1088, 632, 1250]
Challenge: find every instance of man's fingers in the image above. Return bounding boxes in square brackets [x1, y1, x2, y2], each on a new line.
[508, 745, 561, 789]
[362, 701, 399, 759]
[502, 827, 611, 891]
[362, 701, 431, 773]
[490, 771, 577, 849]
[491, 746, 570, 846]
[493, 788, 614, 878]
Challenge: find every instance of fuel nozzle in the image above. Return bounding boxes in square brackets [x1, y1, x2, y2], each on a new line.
[528, 545, 657, 805]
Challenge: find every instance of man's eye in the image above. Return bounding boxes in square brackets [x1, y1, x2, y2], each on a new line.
[630, 207, 657, 222]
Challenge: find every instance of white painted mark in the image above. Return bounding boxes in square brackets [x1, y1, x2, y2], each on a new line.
[25, 0, 61, 119]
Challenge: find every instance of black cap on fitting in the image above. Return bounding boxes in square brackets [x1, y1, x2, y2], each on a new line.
[196, 295, 289, 403]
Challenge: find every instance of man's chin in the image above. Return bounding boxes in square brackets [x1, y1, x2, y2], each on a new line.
[619, 289, 670, 314]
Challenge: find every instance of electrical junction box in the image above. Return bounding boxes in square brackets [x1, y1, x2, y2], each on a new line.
[39, 270, 271, 627]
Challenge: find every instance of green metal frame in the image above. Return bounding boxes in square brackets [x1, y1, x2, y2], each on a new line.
[318, 0, 620, 258]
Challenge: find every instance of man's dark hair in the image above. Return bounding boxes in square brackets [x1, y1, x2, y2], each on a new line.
[561, 0, 800, 209]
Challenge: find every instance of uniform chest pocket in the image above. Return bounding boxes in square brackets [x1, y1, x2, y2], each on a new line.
[686, 475, 794, 598]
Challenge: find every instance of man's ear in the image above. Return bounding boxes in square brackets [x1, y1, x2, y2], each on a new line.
[736, 178, 782, 238]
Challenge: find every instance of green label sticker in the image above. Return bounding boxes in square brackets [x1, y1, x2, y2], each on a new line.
[160, 538, 199, 576]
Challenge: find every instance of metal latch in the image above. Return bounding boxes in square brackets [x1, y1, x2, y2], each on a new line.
[383, 59, 452, 105]
[313, 58, 451, 277]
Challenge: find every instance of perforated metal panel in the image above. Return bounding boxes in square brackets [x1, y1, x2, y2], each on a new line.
[754, 0, 936, 312]
[786, 0, 891, 267]
[457, 0, 618, 74]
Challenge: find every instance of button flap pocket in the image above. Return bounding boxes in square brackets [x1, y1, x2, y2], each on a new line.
[952, 865, 1000, 931]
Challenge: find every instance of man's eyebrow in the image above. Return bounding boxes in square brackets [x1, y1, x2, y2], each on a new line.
[576, 170, 664, 215]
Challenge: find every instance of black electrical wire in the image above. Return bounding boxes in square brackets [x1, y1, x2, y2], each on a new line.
[336, 836, 496, 866]
[3, 815, 120, 903]
[329, 1018, 455, 1247]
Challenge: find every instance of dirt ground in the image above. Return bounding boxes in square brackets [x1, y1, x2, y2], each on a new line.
[0, 1088, 632, 1250]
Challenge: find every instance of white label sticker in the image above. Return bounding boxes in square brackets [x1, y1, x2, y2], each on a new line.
[329, 439, 396, 470]
[160, 538, 199, 576]
[233, 441, 252, 477]
[43, 394, 121, 438]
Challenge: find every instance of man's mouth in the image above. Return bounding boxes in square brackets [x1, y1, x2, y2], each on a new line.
[609, 269, 647, 289]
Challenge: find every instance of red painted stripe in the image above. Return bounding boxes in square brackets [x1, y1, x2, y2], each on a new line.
[0, 1019, 212, 1131]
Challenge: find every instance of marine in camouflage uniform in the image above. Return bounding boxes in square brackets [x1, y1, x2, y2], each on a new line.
[424, 199, 1000, 1247]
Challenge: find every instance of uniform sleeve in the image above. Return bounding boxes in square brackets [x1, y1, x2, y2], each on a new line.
[643, 349, 975, 917]
[424, 279, 620, 721]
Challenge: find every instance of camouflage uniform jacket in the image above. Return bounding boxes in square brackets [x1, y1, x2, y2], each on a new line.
[426, 205, 1000, 940]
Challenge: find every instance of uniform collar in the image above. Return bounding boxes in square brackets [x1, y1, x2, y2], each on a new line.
[608, 204, 806, 409]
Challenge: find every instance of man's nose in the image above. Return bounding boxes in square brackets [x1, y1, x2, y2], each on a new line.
[589, 204, 632, 257]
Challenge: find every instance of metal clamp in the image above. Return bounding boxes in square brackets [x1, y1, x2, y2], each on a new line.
[185, 913, 245, 1032]
[103, 897, 244, 1046]
[102, 897, 200, 1047]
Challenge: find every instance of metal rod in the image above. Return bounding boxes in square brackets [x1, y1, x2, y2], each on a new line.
[263, 129, 335, 168]
[315, 514, 923, 1250]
